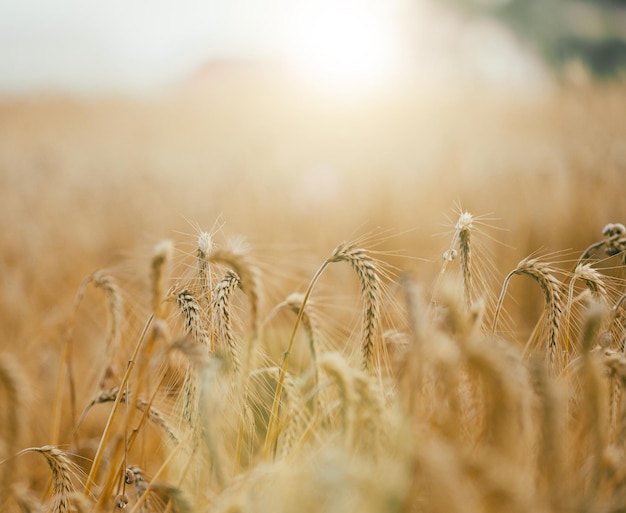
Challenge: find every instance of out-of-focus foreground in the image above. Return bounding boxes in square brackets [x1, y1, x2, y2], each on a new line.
[1, 74, 626, 512]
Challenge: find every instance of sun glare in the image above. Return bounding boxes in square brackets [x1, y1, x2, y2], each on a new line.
[285, 2, 402, 95]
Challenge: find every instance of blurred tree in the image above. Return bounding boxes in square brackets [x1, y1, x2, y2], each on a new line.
[442, 0, 626, 77]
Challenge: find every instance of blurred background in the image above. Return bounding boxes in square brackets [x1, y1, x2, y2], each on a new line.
[0, 0, 625, 343]
[2, 0, 625, 94]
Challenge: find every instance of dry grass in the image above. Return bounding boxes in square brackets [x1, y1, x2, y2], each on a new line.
[1, 79, 626, 512]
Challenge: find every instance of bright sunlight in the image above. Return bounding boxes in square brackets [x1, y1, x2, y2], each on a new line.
[284, 1, 404, 95]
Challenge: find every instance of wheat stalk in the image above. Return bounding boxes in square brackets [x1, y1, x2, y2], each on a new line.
[250, 366, 303, 458]
[285, 292, 319, 391]
[54, 268, 123, 447]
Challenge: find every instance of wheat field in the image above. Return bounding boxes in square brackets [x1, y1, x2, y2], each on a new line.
[1, 79, 626, 512]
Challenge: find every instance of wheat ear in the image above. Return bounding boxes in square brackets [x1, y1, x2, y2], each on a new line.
[197, 231, 213, 306]
[455, 212, 474, 309]
[84, 387, 180, 445]
[212, 271, 242, 372]
[175, 289, 209, 428]
[493, 258, 564, 370]
[91, 270, 124, 358]
[328, 242, 382, 372]
[602, 222, 626, 264]
[265, 239, 382, 456]
[28, 446, 74, 513]
[432, 211, 474, 307]
[127, 430, 192, 513]
[317, 353, 358, 447]
[565, 263, 609, 356]
[177, 290, 211, 350]
[209, 247, 260, 341]
[151, 241, 174, 320]
[605, 292, 626, 347]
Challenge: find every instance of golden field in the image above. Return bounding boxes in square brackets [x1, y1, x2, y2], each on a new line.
[1, 76, 626, 512]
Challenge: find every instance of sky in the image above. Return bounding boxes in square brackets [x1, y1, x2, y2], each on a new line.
[0, 0, 548, 95]
[0, 0, 295, 92]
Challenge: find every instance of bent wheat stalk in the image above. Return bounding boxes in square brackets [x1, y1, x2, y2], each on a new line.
[564, 263, 609, 355]
[264, 239, 383, 457]
[328, 242, 382, 372]
[9, 446, 75, 513]
[263, 257, 330, 459]
[285, 292, 319, 390]
[493, 258, 564, 370]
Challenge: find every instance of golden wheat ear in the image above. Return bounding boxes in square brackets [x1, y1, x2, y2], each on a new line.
[176, 289, 211, 350]
[197, 231, 214, 306]
[212, 271, 242, 373]
[433, 211, 474, 307]
[151, 240, 174, 320]
[328, 242, 383, 373]
[9, 446, 76, 513]
[207, 242, 262, 382]
[493, 257, 564, 372]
